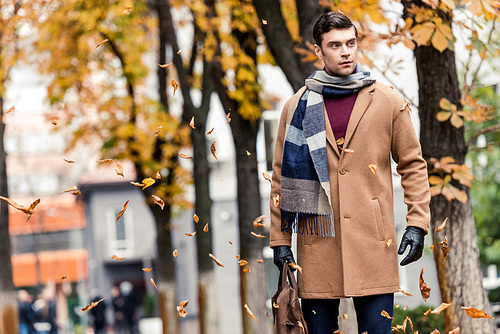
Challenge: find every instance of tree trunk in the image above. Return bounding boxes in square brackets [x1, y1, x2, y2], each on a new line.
[0, 98, 18, 334]
[414, 43, 495, 333]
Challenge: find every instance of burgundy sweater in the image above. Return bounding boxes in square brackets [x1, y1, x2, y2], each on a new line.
[325, 92, 359, 142]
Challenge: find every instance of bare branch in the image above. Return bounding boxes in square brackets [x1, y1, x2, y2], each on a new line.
[466, 123, 500, 147]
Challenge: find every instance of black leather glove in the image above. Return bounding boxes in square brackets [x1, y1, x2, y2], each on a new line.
[398, 226, 426, 266]
[273, 246, 296, 271]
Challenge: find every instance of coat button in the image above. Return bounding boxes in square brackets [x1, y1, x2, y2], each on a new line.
[339, 168, 347, 175]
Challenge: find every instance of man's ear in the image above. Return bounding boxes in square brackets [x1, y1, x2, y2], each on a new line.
[314, 44, 322, 59]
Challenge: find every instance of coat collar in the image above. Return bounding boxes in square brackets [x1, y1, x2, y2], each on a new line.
[325, 83, 375, 158]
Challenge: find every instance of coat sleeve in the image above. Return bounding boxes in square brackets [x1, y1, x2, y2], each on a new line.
[391, 99, 431, 234]
[269, 97, 294, 248]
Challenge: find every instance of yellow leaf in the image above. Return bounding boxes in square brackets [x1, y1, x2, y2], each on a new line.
[150, 278, 157, 289]
[115, 200, 129, 223]
[171, 80, 179, 95]
[173, 249, 178, 258]
[431, 28, 449, 52]
[386, 239, 393, 247]
[194, 214, 199, 223]
[111, 255, 125, 260]
[141, 177, 155, 190]
[431, 302, 453, 314]
[369, 163, 377, 175]
[410, 22, 435, 46]
[244, 304, 259, 322]
[381, 310, 393, 319]
[461, 306, 493, 319]
[203, 222, 209, 232]
[158, 62, 172, 68]
[428, 175, 444, 185]
[123, 7, 132, 15]
[209, 253, 224, 267]
[450, 113, 464, 128]
[185, 231, 196, 237]
[436, 111, 452, 122]
[142, 268, 153, 272]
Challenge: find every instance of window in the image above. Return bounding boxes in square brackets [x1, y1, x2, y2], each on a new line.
[106, 206, 134, 256]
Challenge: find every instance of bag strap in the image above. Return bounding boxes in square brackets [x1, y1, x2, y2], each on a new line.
[278, 264, 298, 292]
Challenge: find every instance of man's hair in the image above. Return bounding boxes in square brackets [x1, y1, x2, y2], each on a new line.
[313, 12, 358, 47]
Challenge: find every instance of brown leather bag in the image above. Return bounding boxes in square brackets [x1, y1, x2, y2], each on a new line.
[272, 265, 309, 334]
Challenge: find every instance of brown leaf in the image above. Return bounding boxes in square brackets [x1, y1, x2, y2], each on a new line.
[431, 302, 453, 314]
[244, 304, 259, 322]
[381, 310, 393, 319]
[298, 321, 306, 334]
[150, 278, 157, 289]
[189, 116, 195, 129]
[178, 152, 193, 159]
[226, 112, 231, 123]
[243, 268, 251, 273]
[173, 249, 178, 258]
[177, 49, 182, 54]
[448, 327, 460, 334]
[62, 186, 79, 193]
[262, 172, 272, 185]
[397, 289, 414, 297]
[273, 302, 279, 308]
[82, 298, 105, 311]
[7, 105, 15, 114]
[111, 255, 125, 260]
[193, 214, 199, 223]
[206, 127, 214, 135]
[238, 259, 248, 266]
[419, 268, 431, 302]
[343, 313, 348, 320]
[171, 80, 179, 95]
[152, 195, 165, 210]
[424, 307, 432, 316]
[430, 245, 435, 250]
[61, 275, 68, 280]
[115, 200, 129, 223]
[403, 305, 408, 311]
[64, 159, 76, 163]
[228, 241, 233, 245]
[0, 196, 40, 221]
[142, 268, 153, 272]
[95, 39, 109, 49]
[435, 217, 448, 232]
[154, 125, 163, 136]
[130, 182, 143, 187]
[210, 142, 218, 161]
[52, 119, 58, 126]
[439, 236, 449, 261]
[273, 194, 280, 207]
[158, 62, 172, 68]
[209, 253, 224, 267]
[289, 262, 302, 274]
[256, 259, 264, 263]
[251, 232, 266, 239]
[123, 7, 132, 15]
[112, 160, 124, 177]
[253, 215, 268, 228]
[185, 231, 196, 237]
[369, 163, 377, 175]
[430, 329, 441, 334]
[177, 299, 189, 318]
[203, 222, 209, 232]
[461, 306, 493, 319]
[386, 239, 393, 247]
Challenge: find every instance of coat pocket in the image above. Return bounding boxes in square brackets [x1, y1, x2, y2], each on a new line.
[371, 198, 386, 241]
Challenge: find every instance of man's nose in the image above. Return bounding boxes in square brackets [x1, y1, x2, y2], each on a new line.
[341, 45, 350, 56]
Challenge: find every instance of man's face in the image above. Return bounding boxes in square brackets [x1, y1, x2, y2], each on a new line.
[314, 27, 358, 77]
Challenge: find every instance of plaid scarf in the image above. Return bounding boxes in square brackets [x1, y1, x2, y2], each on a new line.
[281, 63, 375, 237]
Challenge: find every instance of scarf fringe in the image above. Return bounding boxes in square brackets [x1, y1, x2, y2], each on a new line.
[281, 209, 335, 237]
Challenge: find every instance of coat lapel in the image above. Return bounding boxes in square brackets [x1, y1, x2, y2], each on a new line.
[344, 84, 375, 148]
[324, 107, 341, 158]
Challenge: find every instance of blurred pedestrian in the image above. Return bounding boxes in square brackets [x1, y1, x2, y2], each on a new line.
[18, 289, 37, 334]
[33, 286, 58, 334]
[89, 293, 107, 334]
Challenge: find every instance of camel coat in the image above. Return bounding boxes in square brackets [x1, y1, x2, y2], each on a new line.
[270, 82, 430, 299]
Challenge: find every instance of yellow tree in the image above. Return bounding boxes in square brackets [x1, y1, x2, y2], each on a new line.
[252, 0, 499, 332]
[35, 1, 190, 333]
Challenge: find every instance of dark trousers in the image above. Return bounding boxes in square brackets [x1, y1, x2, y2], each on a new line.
[302, 293, 394, 334]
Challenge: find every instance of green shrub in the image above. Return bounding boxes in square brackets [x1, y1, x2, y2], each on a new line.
[392, 304, 445, 333]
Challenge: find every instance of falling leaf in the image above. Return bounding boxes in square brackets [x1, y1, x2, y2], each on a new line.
[246, 150, 251, 156]
[262, 19, 267, 25]
[430, 330, 441, 334]
[173, 249, 178, 258]
[273, 194, 280, 207]
[343, 313, 348, 320]
[206, 127, 214, 134]
[95, 39, 109, 49]
[228, 241, 233, 245]
[61, 275, 68, 280]
[189, 116, 195, 129]
[430, 245, 435, 250]
[141, 177, 155, 190]
[424, 307, 432, 316]
[209, 253, 224, 267]
[177, 50, 182, 54]
[152, 195, 165, 210]
[7, 105, 15, 113]
[420, 268, 431, 302]
[64, 159, 76, 163]
[462, 306, 493, 319]
[112, 160, 124, 177]
[238, 259, 248, 266]
[448, 327, 460, 334]
[403, 316, 414, 330]
[142, 268, 153, 272]
[62, 186, 80, 195]
[158, 62, 172, 68]
[82, 298, 105, 311]
[243, 268, 251, 273]
[130, 181, 143, 187]
[171, 80, 179, 95]
[369, 163, 377, 175]
[178, 152, 193, 159]
[185, 231, 196, 237]
[435, 217, 448, 232]
[431, 302, 453, 314]
[203, 222, 209, 232]
[395, 304, 400, 308]
[193, 214, 199, 223]
[0, 196, 40, 221]
[58, 103, 66, 110]
[403, 305, 408, 311]
[210, 142, 218, 161]
[381, 310, 393, 319]
[235, 255, 240, 260]
[137, 19, 143, 24]
[273, 302, 279, 308]
[52, 119, 58, 125]
[150, 278, 157, 289]
[439, 236, 449, 261]
[154, 126, 163, 136]
[386, 239, 393, 247]
[115, 200, 129, 223]
[244, 304, 259, 322]
[156, 171, 161, 179]
[251, 232, 266, 239]
[256, 259, 264, 263]
[397, 289, 414, 297]
[262, 172, 272, 185]
[111, 255, 125, 260]
[253, 215, 268, 228]
[289, 262, 302, 274]
[226, 113, 231, 123]
[123, 7, 132, 15]
[177, 299, 190, 318]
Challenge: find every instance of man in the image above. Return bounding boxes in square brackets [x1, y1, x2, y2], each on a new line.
[270, 12, 430, 334]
